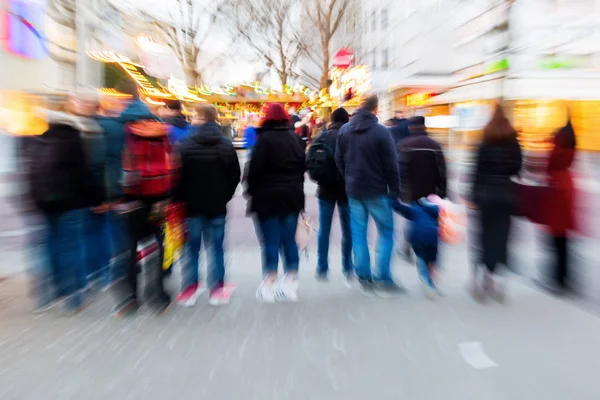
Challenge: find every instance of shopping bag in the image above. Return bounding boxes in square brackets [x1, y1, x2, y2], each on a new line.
[296, 214, 312, 260]
[162, 203, 185, 271]
[428, 195, 466, 245]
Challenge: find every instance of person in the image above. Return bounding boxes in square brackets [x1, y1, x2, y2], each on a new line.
[175, 104, 241, 307]
[388, 110, 410, 144]
[28, 95, 104, 314]
[307, 108, 353, 282]
[538, 119, 577, 294]
[471, 106, 522, 301]
[392, 197, 440, 298]
[161, 99, 191, 145]
[335, 94, 402, 295]
[113, 82, 178, 315]
[246, 103, 305, 302]
[398, 116, 447, 202]
[294, 116, 310, 150]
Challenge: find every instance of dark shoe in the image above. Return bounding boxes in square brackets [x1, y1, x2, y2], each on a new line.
[358, 279, 375, 297]
[315, 271, 329, 282]
[374, 281, 407, 297]
[114, 297, 139, 317]
[152, 292, 172, 314]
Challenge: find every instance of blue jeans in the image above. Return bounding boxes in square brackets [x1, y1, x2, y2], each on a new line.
[83, 211, 111, 285]
[348, 196, 394, 282]
[182, 216, 226, 290]
[417, 257, 435, 287]
[45, 209, 86, 307]
[317, 199, 352, 274]
[256, 214, 300, 275]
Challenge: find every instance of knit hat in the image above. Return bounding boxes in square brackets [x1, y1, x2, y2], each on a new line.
[261, 102, 291, 126]
[331, 107, 349, 124]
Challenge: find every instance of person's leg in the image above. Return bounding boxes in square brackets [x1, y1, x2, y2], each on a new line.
[206, 216, 226, 291]
[338, 202, 354, 275]
[152, 220, 168, 301]
[107, 212, 129, 286]
[257, 217, 280, 276]
[367, 196, 395, 283]
[83, 210, 111, 287]
[317, 200, 335, 276]
[55, 209, 86, 311]
[348, 198, 371, 281]
[554, 236, 568, 288]
[416, 256, 432, 287]
[281, 213, 300, 275]
[182, 217, 202, 291]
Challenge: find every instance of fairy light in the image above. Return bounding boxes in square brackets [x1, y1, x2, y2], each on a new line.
[145, 97, 166, 106]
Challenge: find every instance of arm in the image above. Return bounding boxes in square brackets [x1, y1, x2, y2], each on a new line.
[226, 142, 241, 201]
[380, 128, 400, 195]
[436, 145, 448, 199]
[510, 138, 523, 176]
[391, 199, 413, 220]
[335, 128, 346, 178]
[246, 135, 268, 197]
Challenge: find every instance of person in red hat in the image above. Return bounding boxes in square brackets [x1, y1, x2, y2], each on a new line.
[246, 103, 306, 302]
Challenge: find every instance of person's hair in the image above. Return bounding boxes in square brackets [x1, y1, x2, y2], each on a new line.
[261, 102, 291, 126]
[115, 80, 139, 99]
[195, 104, 218, 122]
[483, 105, 517, 144]
[360, 93, 379, 112]
[165, 99, 182, 111]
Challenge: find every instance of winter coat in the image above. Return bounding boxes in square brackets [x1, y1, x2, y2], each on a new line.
[544, 123, 577, 236]
[472, 137, 522, 208]
[176, 122, 241, 218]
[316, 122, 348, 204]
[29, 110, 103, 214]
[392, 199, 440, 263]
[164, 114, 191, 144]
[242, 126, 258, 149]
[398, 128, 447, 202]
[101, 99, 160, 201]
[389, 117, 410, 144]
[335, 108, 400, 198]
[246, 122, 306, 217]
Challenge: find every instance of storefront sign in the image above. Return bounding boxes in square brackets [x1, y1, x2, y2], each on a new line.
[406, 92, 438, 107]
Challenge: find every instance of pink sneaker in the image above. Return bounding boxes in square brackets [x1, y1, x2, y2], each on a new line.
[209, 283, 236, 306]
[176, 283, 200, 307]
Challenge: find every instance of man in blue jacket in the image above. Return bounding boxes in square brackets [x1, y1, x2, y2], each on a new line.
[335, 94, 403, 295]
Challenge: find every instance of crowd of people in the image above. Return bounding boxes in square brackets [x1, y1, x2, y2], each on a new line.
[23, 83, 577, 316]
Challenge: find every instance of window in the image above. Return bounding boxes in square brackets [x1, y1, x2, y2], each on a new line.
[381, 7, 388, 29]
[371, 9, 377, 31]
[382, 48, 389, 69]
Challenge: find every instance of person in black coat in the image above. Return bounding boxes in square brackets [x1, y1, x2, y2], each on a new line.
[389, 110, 410, 144]
[175, 104, 241, 307]
[398, 116, 447, 202]
[312, 108, 353, 281]
[246, 103, 305, 302]
[471, 106, 522, 302]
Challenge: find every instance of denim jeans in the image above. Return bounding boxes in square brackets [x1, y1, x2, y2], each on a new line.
[25, 214, 54, 308]
[256, 214, 300, 275]
[317, 199, 352, 274]
[45, 209, 86, 307]
[417, 257, 434, 287]
[348, 196, 394, 282]
[83, 210, 111, 286]
[182, 216, 226, 291]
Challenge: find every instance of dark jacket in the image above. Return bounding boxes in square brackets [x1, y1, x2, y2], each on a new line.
[389, 117, 410, 144]
[246, 122, 305, 217]
[392, 199, 440, 262]
[335, 108, 400, 198]
[101, 100, 159, 201]
[176, 121, 241, 218]
[472, 137, 522, 208]
[29, 111, 103, 214]
[165, 114, 191, 144]
[316, 122, 348, 203]
[398, 128, 447, 202]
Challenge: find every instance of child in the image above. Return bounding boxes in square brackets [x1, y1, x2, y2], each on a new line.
[392, 197, 440, 297]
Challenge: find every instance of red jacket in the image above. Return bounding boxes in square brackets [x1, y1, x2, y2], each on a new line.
[544, 122, 577, 236]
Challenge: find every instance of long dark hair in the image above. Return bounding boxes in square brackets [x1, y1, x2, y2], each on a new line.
[483, 105, 517, 144]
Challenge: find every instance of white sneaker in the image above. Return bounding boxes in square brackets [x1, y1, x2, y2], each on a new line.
[275, 275, 299, 302]
[256, 279, 276, 303]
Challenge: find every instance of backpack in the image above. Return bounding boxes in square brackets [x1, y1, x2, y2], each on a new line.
[122, 121, 178, 198]
[306, 134, 336, 186]
[29, 135, 74, 211]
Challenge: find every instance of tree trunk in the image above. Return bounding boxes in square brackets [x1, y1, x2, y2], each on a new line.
[184, 68, 200, 87]
[320, 50, 330, 89]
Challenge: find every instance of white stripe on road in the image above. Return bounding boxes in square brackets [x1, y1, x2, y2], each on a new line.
[459, 341, 498, 369]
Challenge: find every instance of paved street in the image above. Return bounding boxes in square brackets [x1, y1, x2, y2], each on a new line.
[1, 152, 600, 399]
